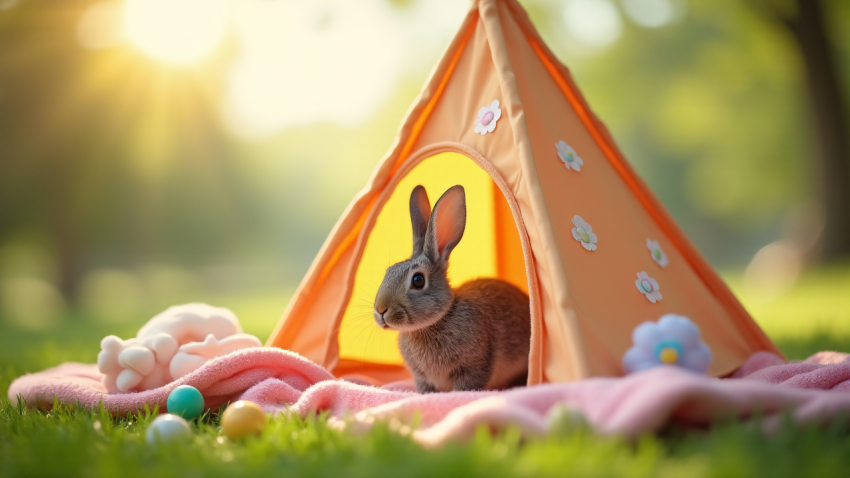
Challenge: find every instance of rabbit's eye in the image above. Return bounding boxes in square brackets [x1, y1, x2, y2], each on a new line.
[411, 273, 425, 289]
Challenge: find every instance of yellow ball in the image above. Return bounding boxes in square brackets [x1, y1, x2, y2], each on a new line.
[221, 400, 266, 439]
[659, 347, 679, 364]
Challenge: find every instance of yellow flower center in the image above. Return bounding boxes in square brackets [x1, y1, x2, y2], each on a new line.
[659, 347, 678, 364]
[576, 227, 590, 243]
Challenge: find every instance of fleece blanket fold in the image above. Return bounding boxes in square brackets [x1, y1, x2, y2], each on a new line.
[9, 348, 850, 446]
[7, 348, 335, 414]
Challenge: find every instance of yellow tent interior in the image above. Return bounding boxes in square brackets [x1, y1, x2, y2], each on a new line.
[337, 152, 528, 366]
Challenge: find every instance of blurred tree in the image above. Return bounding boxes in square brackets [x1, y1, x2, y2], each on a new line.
[749, 0, 850, 259]
[0, 0, 258, 304]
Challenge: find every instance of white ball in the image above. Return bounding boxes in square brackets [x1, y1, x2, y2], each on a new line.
[146, 414, 192, 445]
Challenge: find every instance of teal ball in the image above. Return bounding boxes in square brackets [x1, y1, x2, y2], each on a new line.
[167, 385, 204, 420]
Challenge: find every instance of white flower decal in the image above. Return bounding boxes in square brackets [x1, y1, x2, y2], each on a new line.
[570, 216, 598, 251]
[635, 271, 662, 303]
[474, 100, 502, 135]
[556, 141, 583, 171]
[646, 239, 669, 268]
[622, 314, 713, 374]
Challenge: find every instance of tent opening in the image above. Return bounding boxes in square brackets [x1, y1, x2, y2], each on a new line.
[337, 152, 529, 366]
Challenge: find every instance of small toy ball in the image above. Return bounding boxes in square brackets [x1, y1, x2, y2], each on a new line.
[146, 414, 192, 445]
[167, 385, 205, 420]
[546, 402, 587, 436]
[220, 400, 266, 440]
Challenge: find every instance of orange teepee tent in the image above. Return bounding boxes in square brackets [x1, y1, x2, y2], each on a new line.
[266, 0, 781, 385]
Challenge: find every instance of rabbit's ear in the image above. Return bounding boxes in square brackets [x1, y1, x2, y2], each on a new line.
[424, 185, 466, 263]
[410, 185, 431, 255]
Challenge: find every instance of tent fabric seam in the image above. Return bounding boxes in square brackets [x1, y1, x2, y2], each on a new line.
[479, 0, 588, 380]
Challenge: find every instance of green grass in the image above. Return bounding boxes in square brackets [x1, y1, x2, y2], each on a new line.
[4, 398, 850, 477]
[2, 268, 850, 477]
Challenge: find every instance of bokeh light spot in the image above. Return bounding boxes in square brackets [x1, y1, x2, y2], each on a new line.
[562, 0, 622, 48]
[125, 0, 229, 64]
[0, 278, 65, 330]
[622, 0, 677, 29]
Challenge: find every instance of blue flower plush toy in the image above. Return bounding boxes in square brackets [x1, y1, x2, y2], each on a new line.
[622, 314, 713, 374]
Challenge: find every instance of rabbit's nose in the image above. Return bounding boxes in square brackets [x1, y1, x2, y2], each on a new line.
[374, 306, 391, 330]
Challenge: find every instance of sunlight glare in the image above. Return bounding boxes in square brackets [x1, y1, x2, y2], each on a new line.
[125, 0, 229, 64]
[223, 0, 468, 138]
[224, 0, 402, 137]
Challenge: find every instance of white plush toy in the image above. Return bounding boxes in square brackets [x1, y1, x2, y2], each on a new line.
[97, 303, 261, 393]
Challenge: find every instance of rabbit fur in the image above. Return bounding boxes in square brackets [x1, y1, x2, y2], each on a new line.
[373, 185, 531, 393]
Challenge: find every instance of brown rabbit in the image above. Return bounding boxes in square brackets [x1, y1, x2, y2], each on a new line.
[373, 185, 531, 393]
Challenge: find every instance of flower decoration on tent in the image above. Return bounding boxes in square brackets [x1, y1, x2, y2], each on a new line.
[635, 271, 662, 303]
[571, 216, 598, 251]
[474, 100, 502, 135]
[622, 314, 713, 374]
[646, 239, 669, 268]
[556, 141, 583, 171]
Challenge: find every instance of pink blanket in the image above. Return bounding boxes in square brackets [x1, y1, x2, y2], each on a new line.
[7, 348, 335, 413]
[9, 347, 850, 446]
